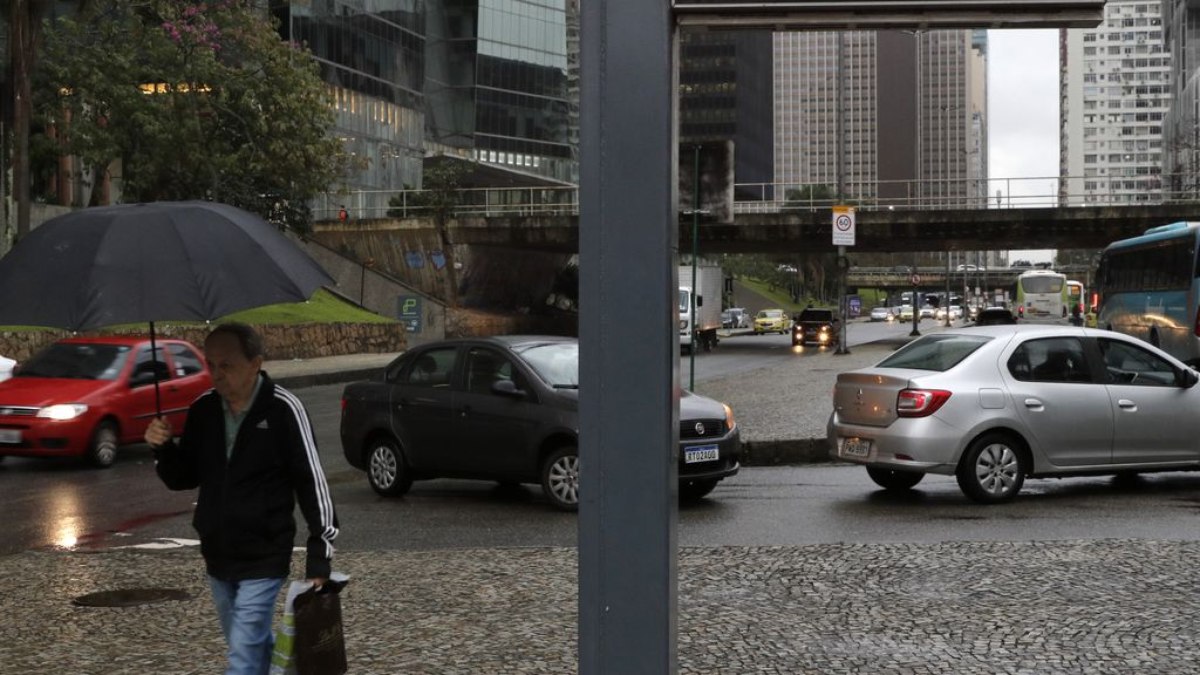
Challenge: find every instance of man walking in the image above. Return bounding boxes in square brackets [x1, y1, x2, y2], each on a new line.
[146, 322, 339, 675]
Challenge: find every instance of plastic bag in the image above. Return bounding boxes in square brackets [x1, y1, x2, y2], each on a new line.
[270, 572, 349, 675]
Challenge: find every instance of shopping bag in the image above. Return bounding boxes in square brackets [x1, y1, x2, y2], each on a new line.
[293, 575, 350, 675]
[270, 572, 349, 675]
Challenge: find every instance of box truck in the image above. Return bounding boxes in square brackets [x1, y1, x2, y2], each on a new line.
[679, 259, 723, 354]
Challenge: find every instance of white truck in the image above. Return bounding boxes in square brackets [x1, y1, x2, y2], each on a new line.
[679, 259, 724, 354]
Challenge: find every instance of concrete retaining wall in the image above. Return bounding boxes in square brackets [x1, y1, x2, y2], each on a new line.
[0, 322, 408, 363]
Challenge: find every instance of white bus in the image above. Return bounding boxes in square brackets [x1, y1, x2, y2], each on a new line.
[1015, 269, 1068, 322]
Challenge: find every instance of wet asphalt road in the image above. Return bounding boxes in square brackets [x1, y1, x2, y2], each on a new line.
[2, 317, 1198, 557]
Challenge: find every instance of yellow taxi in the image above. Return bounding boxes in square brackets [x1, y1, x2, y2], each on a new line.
[753, 308, 791, 335]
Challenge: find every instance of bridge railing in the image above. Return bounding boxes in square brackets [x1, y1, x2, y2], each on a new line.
[314, 173, 1200, 220]
[313, 187, 580, 221]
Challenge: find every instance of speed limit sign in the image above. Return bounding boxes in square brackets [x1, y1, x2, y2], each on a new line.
[831, 206, 855, 246]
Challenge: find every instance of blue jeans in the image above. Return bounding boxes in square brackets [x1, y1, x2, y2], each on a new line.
[208, 575, 286, 675]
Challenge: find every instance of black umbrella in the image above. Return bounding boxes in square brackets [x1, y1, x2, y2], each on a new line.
[0, 201, 335, 412]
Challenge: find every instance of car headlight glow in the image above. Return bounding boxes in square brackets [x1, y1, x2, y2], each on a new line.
[37, 404, 89, 420]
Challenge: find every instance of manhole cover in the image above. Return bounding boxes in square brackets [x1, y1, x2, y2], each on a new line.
[73, 588, 191, 607]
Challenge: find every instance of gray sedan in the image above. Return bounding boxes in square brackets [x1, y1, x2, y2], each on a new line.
[828, 326, 1200, 503]
[341, 336, 741, 510]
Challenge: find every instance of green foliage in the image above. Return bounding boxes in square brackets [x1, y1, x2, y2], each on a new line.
[33, 0, 349, 230]
[783, 184, 858, 209]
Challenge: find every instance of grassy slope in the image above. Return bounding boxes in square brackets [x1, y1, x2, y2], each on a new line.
[738, 278, 887, 312]
[1, 289, 395, 332]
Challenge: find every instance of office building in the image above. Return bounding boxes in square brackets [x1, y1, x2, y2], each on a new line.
[679, 30, 775, 199]
[273, 1, 428, 194]
[774, 29, 991, 266]
[774, 29, 987, 207]
[425, 0, 576, 184]
[1060, 0, 1170, 204]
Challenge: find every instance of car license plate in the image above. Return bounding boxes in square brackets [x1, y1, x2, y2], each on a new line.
[841, 437, 871, 458]
[0, 429, 21, 444]
[685, 445, 719, 464]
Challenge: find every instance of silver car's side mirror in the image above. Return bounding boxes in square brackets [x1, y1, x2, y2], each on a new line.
[1179, 368, 1199, 389]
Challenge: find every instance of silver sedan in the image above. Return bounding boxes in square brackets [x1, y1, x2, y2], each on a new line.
[828, 325, 1200, 503]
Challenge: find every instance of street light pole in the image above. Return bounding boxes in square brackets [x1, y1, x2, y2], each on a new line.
[689, 145, 700, 390]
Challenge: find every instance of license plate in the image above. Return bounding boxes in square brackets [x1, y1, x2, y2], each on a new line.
[0, 429, 21, 444]
[685, 445, 719, 464]
[841, 437, 871, 458]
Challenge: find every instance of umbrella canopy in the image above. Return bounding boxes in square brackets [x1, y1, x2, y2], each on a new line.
[0, 201, 334, 331]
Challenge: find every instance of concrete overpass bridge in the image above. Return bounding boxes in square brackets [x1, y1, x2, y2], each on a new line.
[314, 179, 1200, 254]
[846, 264, 1093, 289]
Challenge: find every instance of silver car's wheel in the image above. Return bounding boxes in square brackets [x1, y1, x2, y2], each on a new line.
[957, 433, 1026, 504]
[367, 438, 413, 497]
[541, 446, 580, 511]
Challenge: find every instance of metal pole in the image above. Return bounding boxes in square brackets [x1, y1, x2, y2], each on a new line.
[910, 264, 921, 337]
[579, 0, 677, 671]
[690, 145, 699, 390]
[834, 34, 850, 355]
[944, 253, 952, 327]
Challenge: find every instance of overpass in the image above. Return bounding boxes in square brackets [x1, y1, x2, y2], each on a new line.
[846, 264, 1093, 288]
[314, 179, 1200, 254]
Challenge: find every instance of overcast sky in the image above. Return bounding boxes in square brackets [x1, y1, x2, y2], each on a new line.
[988, 29, 1059, 262]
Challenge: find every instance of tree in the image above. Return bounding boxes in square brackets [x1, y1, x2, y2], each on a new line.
[5, 0, 54, 248]
[32, 0, 349, 230]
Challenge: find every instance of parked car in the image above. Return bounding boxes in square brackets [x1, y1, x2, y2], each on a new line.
[974, 307, 1017, 326]
[869, 307, 893, 322]
[0, 336, 212, 467]
[793, 308, 839, 347]
[0, 354, 15, 382]
[753, 309, 791, 335]
[339, 336, 741, 510]
[828, 325, 1200, 503]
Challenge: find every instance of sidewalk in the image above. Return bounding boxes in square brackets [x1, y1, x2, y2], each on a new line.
[7, 328, 1199, 673]
[3, 540, 1197, 673]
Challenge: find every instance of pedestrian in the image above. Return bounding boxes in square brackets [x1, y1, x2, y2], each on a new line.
[337, 205, 348, 222]
[145, 322, 339, 675]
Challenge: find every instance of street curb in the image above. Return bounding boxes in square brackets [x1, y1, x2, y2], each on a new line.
[741, 438, 832, 466]
[273, 366, 384, 391]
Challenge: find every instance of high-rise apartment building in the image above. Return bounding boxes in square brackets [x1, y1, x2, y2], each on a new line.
[1059, 0, 1170, 205]
[773, 30, 987, 208]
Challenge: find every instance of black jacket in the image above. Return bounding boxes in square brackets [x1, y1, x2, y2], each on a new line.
[154, 372, 338, 580]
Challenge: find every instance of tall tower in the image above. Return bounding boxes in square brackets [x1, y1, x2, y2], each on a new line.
[1060, 0, 1170, 204]
[774, 30, 986, 207]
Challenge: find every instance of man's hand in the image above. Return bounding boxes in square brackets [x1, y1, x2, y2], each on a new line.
[144, 417, 174, 448]
[307, 577, 329, 590]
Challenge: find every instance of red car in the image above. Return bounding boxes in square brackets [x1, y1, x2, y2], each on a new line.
[0, 336, 212, 467]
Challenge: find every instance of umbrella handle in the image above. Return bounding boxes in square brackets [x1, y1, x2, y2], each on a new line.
[150, 321, 162, 417]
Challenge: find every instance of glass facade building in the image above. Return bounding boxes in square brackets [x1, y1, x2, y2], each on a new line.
[274, 0, 428, 193]
[426, 0, 575, 183]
